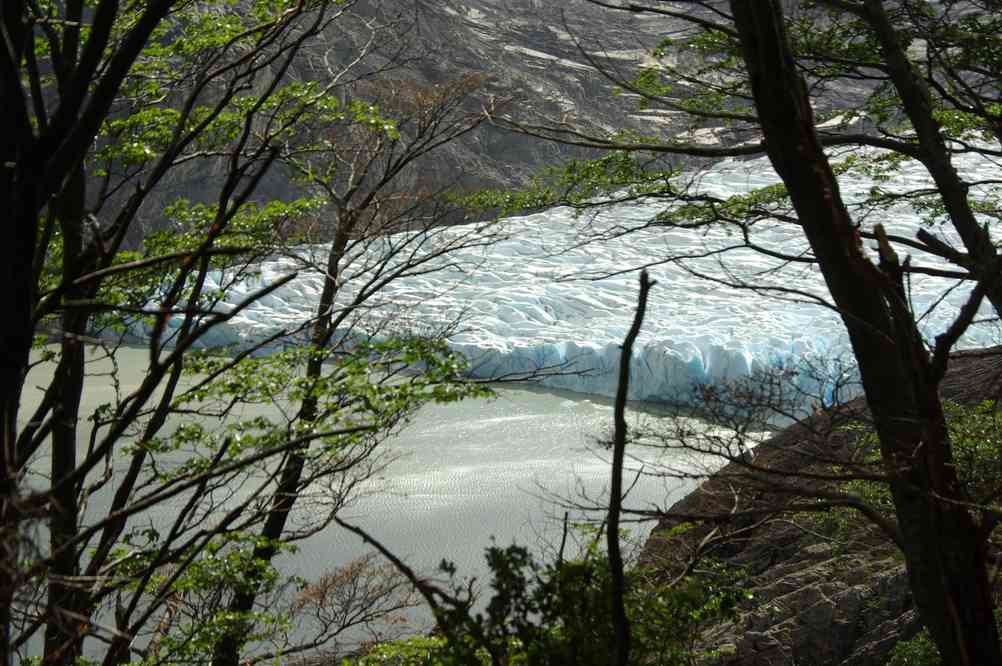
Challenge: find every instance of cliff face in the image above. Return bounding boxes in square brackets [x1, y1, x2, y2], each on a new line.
[643, 349, 1002, 665]
[386, 0, 670, 188]
[127, 1, 667, 239]
[683, 522, 917, 665]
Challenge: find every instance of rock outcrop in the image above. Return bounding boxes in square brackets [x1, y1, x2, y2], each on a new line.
[644, 347, 1002, 665]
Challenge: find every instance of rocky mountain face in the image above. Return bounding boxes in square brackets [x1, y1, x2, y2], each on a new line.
[377, 0, 672, 188]
[128, 1, 669, 239]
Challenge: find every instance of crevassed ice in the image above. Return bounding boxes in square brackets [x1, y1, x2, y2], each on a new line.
[186, 151, 1001, 402]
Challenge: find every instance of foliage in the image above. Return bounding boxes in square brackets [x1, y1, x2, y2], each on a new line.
[456, 151, 678, 217]
[352, 635, 455, 666]
[888, 610, 1002, 665]
[886, 629, 941, 666]
[809, 401, 1002, 543]
[363, 543, 749, 666]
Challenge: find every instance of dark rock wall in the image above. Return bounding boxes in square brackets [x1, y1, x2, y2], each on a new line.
[644, 348, 1002, 665]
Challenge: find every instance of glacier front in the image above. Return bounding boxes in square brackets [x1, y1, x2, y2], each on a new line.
[186, 152, 1000, 403]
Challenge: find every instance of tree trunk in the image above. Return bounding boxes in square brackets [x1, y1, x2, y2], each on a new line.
[853, 0, 1002, 317]
[211, 226, 352, 666]
[3, 7, 46, 658]
[43, 167, 91, 664]
[0, 177, 38, 666]
[729, 2, 1002, 663]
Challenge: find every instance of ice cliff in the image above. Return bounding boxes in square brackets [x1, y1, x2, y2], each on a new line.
[184, 152, 1000, 402]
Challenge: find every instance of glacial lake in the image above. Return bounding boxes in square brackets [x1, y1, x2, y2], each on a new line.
[22, 346, 700, 639]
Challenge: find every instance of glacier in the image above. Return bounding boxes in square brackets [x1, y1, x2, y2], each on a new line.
[182, 151, 1001, 403]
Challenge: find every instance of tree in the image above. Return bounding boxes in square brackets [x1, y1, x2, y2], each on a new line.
[1, 2, 499, 664]
[208, 72, 503, 666]
[489, 0, 1002, 663]
[728, 5, 999, 662]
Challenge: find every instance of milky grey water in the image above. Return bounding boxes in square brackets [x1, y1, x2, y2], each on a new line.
[288, 383, 693, 580]
[22, 346, 697, 644]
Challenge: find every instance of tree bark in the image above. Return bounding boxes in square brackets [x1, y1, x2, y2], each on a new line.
[43, 166, 92, 664]
[729, 2, 1002, 663]
[0, 142, 38, 666]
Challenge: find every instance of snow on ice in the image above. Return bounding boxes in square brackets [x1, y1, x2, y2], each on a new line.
[176, 152, 1001, 402]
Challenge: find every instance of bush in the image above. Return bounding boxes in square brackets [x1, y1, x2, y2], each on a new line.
[351, 543, 749, 666]
[886, 629, 939, 666]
